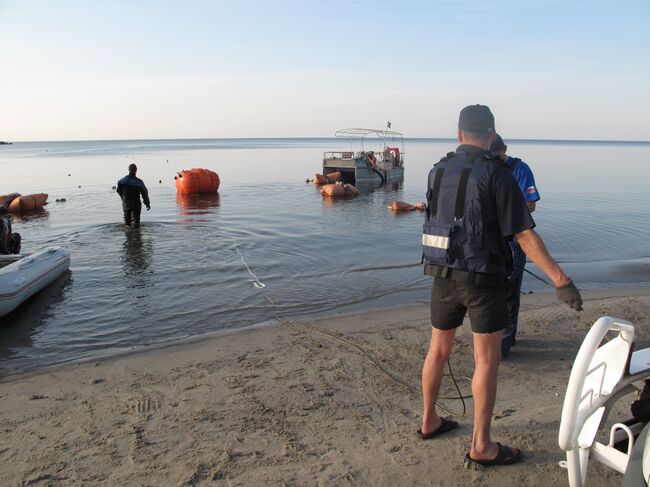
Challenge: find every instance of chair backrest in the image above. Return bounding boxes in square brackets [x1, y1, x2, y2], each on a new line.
[559, 316, 635, 451]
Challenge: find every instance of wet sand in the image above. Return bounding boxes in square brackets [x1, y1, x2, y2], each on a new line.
[2, 288, 650, 486]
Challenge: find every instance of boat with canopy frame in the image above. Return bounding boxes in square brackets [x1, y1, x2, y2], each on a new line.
[322, 126, 405, 186]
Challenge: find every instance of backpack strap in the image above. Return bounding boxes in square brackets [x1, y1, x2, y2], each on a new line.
[428, 168, 446, 219]
[453, 168, 472, 220]
[426, 152, 454, 219]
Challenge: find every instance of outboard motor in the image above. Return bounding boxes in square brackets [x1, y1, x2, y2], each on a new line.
[0, 217, 21, 254]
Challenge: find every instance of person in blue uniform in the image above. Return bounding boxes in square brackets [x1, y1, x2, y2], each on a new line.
[419, 105, 582, 467]
[117, 164, 150, 228]
[490, 134, 541, 358]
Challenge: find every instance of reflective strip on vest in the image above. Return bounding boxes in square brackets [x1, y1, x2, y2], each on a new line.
[422, 234, 449, 249]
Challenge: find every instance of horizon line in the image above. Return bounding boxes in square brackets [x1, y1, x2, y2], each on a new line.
[2, 136, 650, 145]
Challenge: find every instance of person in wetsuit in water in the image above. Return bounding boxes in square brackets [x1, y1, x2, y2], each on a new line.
[117, 163, 150, 228]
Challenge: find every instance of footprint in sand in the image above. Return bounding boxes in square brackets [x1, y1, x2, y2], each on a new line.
[126, 395, 161, 419]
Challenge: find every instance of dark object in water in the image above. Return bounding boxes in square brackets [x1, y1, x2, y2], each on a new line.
[0, 217, 21, 254]
[55, 198, 67, 202]
[112, 185, 116, 190]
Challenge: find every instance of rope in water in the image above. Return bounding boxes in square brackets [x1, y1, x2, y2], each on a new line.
[233, 239, 266, 289]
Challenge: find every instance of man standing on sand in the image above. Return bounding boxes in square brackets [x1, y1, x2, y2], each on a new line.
[419, 105, 582, 467]
[117, 163, 150, 228]
[490, 134, 541, 358]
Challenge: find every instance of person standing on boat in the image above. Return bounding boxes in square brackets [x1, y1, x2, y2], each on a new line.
[367, 151, 378, 167]
[419, 104, 582, 467]
[117, 164, 150, 228]
[490, 134, 541, 358]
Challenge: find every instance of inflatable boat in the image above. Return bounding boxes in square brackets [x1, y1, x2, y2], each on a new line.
[0, 247, 70, 317]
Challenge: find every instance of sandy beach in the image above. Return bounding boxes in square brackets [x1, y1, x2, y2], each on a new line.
[2, 288, 650, 486]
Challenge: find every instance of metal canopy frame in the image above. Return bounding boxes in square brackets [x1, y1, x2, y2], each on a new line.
[334, 128, 405, 153]
[335, 128, 404, 138]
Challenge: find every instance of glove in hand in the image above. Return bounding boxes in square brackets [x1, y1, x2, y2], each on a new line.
[555, 279, 583, 311]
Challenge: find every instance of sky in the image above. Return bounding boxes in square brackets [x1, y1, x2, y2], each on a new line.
[0, 0, 649, 141]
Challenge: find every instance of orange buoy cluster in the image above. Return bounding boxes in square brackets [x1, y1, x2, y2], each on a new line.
[175, 168, 220, 194]
[0, 193, 48, 213]
[0, 193, 20, 206]
[312, 172, 342, 185]
[320, 183, 359, 198]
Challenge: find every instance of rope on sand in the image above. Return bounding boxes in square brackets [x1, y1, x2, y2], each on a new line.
[260, 297, 470, 416]
[233, 243, 470, 416]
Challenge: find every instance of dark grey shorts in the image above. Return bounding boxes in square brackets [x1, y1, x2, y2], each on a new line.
[430, 277, 509, 334]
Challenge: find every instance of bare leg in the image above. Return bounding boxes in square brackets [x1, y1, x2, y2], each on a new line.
[469, 329, 510, 461]
[421, 327, 456, 434]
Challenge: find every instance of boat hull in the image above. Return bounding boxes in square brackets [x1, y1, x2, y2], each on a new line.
[322, 157, 404, 185]
[0, 246, 70, 317]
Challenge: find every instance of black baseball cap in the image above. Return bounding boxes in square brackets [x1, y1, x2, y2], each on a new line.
[458, 104, 495, 133]
[490, 134, 507, 153]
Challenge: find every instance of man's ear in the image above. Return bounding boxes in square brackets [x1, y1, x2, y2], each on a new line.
[489, 132, 497, 145]
[457, 128, 464, 143]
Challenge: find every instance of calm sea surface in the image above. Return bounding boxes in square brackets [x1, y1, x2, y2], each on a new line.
[1, 138, 649, 372]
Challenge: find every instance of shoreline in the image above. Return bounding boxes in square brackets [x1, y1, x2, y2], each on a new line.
[2, 287, 650, 485]
[3, 285, 650, 381]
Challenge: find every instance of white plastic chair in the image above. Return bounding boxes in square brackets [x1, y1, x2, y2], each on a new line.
[559, 316, 650, 486]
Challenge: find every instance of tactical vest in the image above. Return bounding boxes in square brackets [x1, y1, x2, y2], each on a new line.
[422, 149, 512, 276]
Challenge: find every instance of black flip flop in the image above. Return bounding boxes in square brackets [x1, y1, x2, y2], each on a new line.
[464, 443, 523, 467]
[417, 417, 459, 440]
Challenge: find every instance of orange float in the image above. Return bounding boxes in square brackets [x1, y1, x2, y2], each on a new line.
[0, 193, 20, 206]
[312, 174, 329, 185]
[326, 171, 343, 183]
[387, 201, 425, 212]
[321, 183, 359, 198]
[175, 168, 220, 194]
[312, 172, 343, 185]
[8, 193, 48, 213]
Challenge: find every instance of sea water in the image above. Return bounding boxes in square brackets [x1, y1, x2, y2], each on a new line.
[1, 138, 649, 372]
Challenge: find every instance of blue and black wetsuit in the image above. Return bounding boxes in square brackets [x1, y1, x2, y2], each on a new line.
[117, 174, 150, 227]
